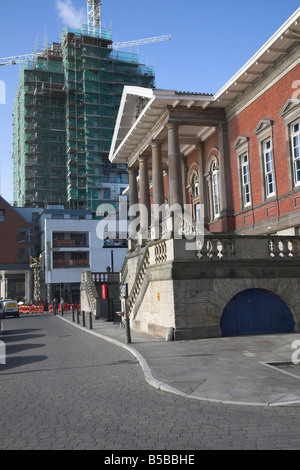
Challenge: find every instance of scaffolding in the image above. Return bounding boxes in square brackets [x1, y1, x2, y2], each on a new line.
[13, 25, 155, 211]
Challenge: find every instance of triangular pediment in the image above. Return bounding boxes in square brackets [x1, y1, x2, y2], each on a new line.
[233, 135, 250, 149]
[253, 119, 274, 135]
[109, 86, 154, 162]
[279, 98, 300, 117]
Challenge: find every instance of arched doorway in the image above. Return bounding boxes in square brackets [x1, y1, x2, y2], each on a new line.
[220, 289, 295, 337]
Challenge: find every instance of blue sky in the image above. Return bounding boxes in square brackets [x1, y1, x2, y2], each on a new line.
[0, 0, 299, 203]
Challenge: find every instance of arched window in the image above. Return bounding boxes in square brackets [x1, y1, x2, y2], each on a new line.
[211, 160, 220, 218]
[192, 173, 199, 197]
[187, 166, 201, 222]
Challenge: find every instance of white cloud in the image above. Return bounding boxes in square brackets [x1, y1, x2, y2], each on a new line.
[55, 0, 83, 29]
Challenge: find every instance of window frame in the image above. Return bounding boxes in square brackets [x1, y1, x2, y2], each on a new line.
[187, 164, 202, 222]
[280, 99, 300, 191]
[234, 135, 252, 211]
[240, 153, 251, 207]
[263, 138, 276, 198]
[211, 160, 220, 219]
[192, 173, 199, 197]
[291, 119, 300, 188]
[254, 119, 276, 202]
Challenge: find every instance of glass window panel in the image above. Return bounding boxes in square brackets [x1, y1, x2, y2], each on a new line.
[240, 153, 251, 207]
[291, 120, 300, 186]
[211, 161, 220, 217]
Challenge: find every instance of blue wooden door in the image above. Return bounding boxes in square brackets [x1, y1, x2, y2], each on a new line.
[220, 289, 294, 337]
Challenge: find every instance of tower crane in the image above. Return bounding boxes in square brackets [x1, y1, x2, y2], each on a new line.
[0, 0, 171, 66]
[112, 35, 171, 50]
[87, 0, 102, 31]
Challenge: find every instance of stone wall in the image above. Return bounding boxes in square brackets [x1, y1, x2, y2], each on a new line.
[172, 277, 300, 340]
[124, 233, 300, 340]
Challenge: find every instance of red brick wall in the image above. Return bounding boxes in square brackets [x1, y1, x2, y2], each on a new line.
[228, 65, 300, 231]
[0, 199, 34, 264]
[183, 65, 300, 233]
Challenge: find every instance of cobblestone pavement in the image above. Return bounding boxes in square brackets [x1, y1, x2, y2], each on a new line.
[0, 313, 300, 450]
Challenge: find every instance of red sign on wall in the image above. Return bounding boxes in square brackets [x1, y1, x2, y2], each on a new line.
[102, 284, 108, 300]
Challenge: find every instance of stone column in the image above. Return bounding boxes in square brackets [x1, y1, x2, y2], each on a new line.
[128, 167, 138, 221]
[151, 141, 165, 239]
[197, 141, 209, 224]
[138, 154, 151, 237]
[181, 155, 188, 206]
[127, 167, 139, 248]
[151, 141, 165, 207]
[218, 123, 233, 216]
[205, 174, 214, 222]
[167, 123, 183, 207]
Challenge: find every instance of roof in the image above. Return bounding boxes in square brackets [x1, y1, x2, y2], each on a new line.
[109, 87, 216, 165]
[109, 8, 300, 165]
[0, 195, 35, 225]
[214, 7, 300, 106]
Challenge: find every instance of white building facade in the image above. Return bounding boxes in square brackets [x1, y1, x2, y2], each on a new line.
[40, 207, 127, 305]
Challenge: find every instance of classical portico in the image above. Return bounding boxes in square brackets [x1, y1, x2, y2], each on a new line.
[109, 87, 233, 239]
[106, 86, 300, 341]
[85, 11, 300, 340]
[107, 87, 239, 338]
[107, 87, 238, 338]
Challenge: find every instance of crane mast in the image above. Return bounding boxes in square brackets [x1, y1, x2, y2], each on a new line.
[87, 0, 102, 33]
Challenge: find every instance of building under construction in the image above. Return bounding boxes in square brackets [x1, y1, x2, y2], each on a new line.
[13, 20, 155, 211]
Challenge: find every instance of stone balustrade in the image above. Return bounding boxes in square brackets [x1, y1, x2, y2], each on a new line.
[146, 213, 300, 262]
[145, 232, 300, 264]
[91, 272, 120, 284]
[199, 235, 300, 260]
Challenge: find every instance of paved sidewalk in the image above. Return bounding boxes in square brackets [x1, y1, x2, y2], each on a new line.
[56, 311, 300, 407]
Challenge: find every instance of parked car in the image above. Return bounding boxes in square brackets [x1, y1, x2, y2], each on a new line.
[0, 299, 19, 318]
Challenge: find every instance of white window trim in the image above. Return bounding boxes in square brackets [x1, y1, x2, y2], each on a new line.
[263, 138, 276, 198]
[240, 153, 251, 207]
[254, 119, 276, 201]
[280, 99, 300, 191]
[291, 119, 300, 188]
[233, 135, 252, 210]
[211, 161, 220, 219]
[193, 174, 199, 197]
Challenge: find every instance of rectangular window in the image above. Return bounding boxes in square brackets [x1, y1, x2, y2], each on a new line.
[291, 120, 300, 187]
[194, 202, 201, 222]
[263, 139, 276, 198]
[98, 188, 111, 200]
[241, 153, 251, 207]
[18, 247, 34, 263]
[212, 170, 220, 218]
[0, 209, 5, 222]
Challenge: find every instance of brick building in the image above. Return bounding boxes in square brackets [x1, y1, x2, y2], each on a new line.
[183, 62, 300, 236]
[104, 9, 300, 340]
[0, 196, 41, 302]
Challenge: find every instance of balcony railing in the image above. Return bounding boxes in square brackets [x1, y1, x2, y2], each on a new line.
[53, 239, 89, 247]
[53, 259, 90, 267]
[17, 234, 35, 244]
